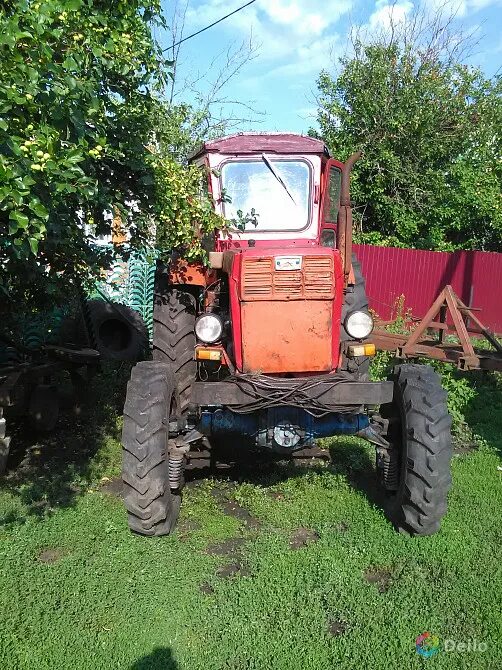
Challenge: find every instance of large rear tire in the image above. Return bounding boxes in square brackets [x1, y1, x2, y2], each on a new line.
[153, 286, 197, 415]
[88, 300, 148, 361]
[122, 361, 180, 536]
[382, 364, 452, 536]
[60, 300, 148, 362]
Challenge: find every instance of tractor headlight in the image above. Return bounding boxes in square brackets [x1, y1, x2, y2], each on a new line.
[195, 314, 223, 344]
[345, 311, 374, 340]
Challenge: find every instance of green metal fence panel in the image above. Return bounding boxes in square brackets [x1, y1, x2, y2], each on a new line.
[125, 252, 156, 339]
[88, 249, 157, 339]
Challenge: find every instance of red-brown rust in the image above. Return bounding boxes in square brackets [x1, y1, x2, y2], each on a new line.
[337, 151, 361, 286]
[372, 285, 502, 372]
[340, 151, 362, 207]
[169, 259, 217, 287]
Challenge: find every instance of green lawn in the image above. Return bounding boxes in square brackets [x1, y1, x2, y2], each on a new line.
[0, 364, 501, 670]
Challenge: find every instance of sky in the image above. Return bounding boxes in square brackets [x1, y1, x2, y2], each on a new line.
[159, 0, 502, 134]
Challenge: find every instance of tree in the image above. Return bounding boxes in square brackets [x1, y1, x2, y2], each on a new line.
[160, 0, 262, 163]
[312, 7, 502, 251]
[0, 0, 166, 311]
[0, 0, 257, 325]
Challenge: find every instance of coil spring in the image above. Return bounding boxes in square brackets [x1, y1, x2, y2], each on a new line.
[382, 448, 400, 491]
[168, 455, 185, 490]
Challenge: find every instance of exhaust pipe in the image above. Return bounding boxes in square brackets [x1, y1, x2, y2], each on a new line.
[337, 151, 362, 286]
[340, 151, 362, 206]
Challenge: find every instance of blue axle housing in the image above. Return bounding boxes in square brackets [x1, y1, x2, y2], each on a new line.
[199, 407, 369, 452]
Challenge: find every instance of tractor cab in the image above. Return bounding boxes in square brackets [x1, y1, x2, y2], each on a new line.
[190, 132, 343, 250]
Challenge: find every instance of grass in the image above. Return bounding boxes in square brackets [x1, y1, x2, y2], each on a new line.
[0, 363, 501, 669]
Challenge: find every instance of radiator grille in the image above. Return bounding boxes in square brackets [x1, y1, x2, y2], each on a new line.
[241, 258, 273, 298]
[241, 255, 334, 300]
[304, 256, 334, 298]
[274, 271, 303, 297]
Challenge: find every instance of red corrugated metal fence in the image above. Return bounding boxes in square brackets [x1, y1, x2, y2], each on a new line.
[353, 245, 502, 334]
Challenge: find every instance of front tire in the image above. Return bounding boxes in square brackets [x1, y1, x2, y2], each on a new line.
[122, 361, 180, 536]
[153, 286, 197, 415]
[382, 364, 453, 536]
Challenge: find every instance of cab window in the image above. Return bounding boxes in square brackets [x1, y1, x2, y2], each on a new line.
[324, 166, 341, 223]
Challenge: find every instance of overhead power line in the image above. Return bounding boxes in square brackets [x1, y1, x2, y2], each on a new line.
[164, 0, 259, 52]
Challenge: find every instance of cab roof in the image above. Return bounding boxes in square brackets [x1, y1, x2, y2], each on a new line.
[189, 132, 330, 161]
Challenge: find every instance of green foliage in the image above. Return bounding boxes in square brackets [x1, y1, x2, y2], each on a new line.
[428, 362, 476, 428]
[154, 157, 225, 263]
[369, 349, 395, 382]
[231, 208, 259, 232]
[0, 1, 240, 327]
[157, 101, 225, 165]
[313, 42, 502, 251]
[0, 0, 165, 311]
[370, 346, 500, 442]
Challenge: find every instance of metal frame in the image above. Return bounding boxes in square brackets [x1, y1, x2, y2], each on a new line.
[0, 345, 100, 474]
[372, 285, 502, 372]
[191, 377, 394, 409]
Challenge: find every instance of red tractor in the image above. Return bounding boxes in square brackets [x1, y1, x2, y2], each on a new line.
[121, 133, 452, 537]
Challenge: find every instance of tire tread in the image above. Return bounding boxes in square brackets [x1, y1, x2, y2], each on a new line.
[121, 361, 179, 536]
[153, 287, 197, 414]
[387, 363, 452, 536]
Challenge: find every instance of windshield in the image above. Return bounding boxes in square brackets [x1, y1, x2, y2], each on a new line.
[221, 159, 311, 231]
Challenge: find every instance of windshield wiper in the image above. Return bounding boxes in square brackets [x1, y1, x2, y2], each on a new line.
[261, 153, 297, 205]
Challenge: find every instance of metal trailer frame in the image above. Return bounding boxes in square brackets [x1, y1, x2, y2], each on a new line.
[372, 285, 502, 372]
[0, 345, 100, 474]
